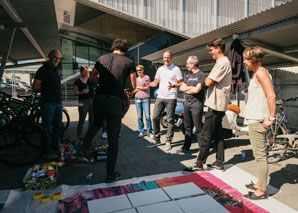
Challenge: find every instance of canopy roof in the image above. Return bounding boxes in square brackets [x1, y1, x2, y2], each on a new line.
[143, 0, 298, 71]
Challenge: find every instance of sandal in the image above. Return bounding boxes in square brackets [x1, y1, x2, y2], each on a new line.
[245, 181, 257, 191]
[243, 191, 267, 200]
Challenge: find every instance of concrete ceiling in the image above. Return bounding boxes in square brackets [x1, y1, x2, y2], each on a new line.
[0, 0, 60, 64]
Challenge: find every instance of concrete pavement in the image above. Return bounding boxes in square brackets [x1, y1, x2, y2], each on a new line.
[0, 104, 297, 211]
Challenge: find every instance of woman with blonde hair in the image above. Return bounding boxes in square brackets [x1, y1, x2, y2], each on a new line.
[243, 46, 276, 200]
[133, 65, 153, 138]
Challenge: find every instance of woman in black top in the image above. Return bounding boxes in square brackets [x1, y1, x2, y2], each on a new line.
[74, 65, 94, 137]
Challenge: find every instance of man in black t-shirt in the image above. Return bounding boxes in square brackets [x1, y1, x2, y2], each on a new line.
[178, 56, 207, 153]
[33, 49, 62, 159]
[80, 39, 136, 183]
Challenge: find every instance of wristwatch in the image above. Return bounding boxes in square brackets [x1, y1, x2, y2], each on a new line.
[268, 116, 275, 121]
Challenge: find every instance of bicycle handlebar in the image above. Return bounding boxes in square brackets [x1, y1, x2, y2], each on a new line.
[283, 96, 298, 102]
[276, 96, 298, 105]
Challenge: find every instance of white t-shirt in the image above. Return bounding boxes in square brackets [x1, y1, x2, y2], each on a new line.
[155, 63, 183, 99]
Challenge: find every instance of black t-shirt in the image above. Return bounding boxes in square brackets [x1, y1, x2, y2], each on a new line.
[95, 53, 136, 97]
[35, 62, 61, 103]
[74, 79, 94, 100]
[185, 71, 207, 107]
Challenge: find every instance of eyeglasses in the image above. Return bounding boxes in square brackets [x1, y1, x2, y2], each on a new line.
[53, 56, 62, 60]
[136, 69, 143, 71]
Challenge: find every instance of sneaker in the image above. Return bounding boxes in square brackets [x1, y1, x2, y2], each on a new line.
[43, 151, 58, 159]
[152, 139, 161, 145]
[182, 163, 203, 174]
[176, 147, 190, 154]
[105, 171, 121, 183]
[206, 162, 224, 171]
[101, 132, 108, 139]
[164, 142, 172, 151]
[137, 132, 144, 138]
[148, 134, 154, 139]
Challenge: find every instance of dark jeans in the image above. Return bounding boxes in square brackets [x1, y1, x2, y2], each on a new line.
[196, 109, 225, 165]
[41, 102, 62, 152]
[152, 98, 176, 142]
[183, 103, 203, 150]
[77, 98, 94, 137]
[82, 95, 122, 175]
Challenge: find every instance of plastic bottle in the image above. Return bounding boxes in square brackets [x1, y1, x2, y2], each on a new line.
[241, 150, 246, 161]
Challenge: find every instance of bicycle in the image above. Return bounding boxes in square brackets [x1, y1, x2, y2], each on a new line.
[18, 93, 70, 137]
[0, 91, 48, 167]
[266, 96, 298, 163]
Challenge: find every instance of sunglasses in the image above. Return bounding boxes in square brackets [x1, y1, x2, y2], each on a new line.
[136, 69, 143, 71]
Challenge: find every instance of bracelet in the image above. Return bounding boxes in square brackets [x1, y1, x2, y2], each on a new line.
[268, 116, 275, 121]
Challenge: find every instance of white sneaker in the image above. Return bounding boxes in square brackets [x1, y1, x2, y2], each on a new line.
[138, 132, 144, 138]
[101, 132, 108, 139]
[164, 142, 172, 151]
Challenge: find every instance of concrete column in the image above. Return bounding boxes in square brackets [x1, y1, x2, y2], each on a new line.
[0, 28, 16, 80]
[214, 0, 219, 28]
[245, 0, 249, 17]
[180, 0, 185, 33]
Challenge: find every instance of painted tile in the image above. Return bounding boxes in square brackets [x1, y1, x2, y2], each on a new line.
[162, 182, 204, 200]
[87, 194, 132, 213]
[127, 188, 170, 207]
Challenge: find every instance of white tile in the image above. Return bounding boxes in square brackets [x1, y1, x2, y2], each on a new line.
[127, 188, 170, 207]
[137, 201, 184, 213]
[114, 208, 137, 213]
[87, 194, 132, 213]
[162, 182, 205, 200]
[176, 195, 229, 213]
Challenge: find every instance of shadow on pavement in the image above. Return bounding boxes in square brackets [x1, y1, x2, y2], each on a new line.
[269, 163, 298, 193]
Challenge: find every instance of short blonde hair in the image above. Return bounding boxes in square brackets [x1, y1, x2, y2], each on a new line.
[243, 46, 264, 65]
[136, 65, 144, 70]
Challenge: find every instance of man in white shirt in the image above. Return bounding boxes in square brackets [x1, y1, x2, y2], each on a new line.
[149, 50, 183, 151]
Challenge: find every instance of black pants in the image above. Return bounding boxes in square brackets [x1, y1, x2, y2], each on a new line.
[77, 98, 94, 137]
[82, 95, 122, 175]
[196, 109, 225, 165]
[183, 103, 203, 150]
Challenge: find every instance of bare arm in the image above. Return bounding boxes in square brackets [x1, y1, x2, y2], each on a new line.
[179, 82, 194, 92]
[74, 85, 80, 96]
[168, 79, 184, 90]
[74, 84, 88, 96]
[130, 72, 137, 90]
[89, 68, 100, 84]
[256, 68, 276, 128]
[32, 79, 42, 92]
[149, 79, 159, 87]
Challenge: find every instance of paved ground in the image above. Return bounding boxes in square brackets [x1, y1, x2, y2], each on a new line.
[0, 104, 298, 211]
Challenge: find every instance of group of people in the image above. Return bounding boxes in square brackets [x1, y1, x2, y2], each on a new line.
[33, 37, 276, 199]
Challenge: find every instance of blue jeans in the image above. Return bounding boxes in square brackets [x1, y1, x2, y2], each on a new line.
[135, 97, 152, 135]
[41, 102, 63, 152]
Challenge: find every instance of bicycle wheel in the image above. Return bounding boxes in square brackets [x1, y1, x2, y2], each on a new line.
[0, 120, 47, 167]
[62, 108, 70, 132]
[266, 122, 289, 163]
